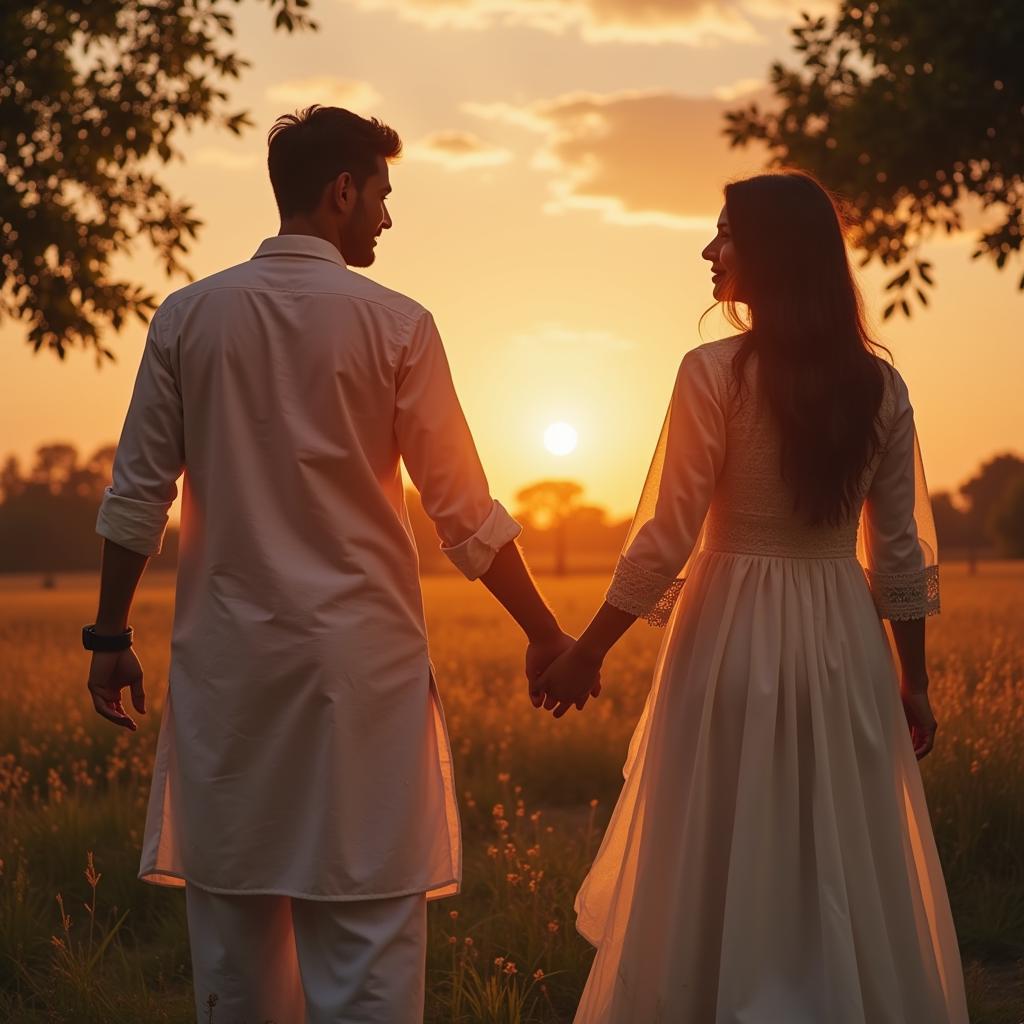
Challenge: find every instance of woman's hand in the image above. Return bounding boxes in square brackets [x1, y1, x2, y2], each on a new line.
[900, 681, 937, 760]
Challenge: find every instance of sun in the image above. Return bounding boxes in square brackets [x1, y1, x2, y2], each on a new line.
[544, 421, 578, 456]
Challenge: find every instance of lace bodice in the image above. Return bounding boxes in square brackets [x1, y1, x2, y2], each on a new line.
[702, 337, 879, 560]
[607, 337, 940, 625]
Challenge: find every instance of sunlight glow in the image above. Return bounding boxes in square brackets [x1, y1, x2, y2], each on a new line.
[544, 421, 578, 456]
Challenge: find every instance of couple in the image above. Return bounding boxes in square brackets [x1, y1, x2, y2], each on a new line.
[85, 105, 969, 1023]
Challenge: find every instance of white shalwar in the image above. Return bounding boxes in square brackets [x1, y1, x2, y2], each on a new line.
[185, 884, 426, 1024]
[97, 234, 521, 903]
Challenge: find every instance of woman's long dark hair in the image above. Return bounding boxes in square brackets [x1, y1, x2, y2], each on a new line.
[721, 170, 889, 526]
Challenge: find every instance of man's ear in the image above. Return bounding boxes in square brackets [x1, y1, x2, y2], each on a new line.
[332, 172, 356, 214]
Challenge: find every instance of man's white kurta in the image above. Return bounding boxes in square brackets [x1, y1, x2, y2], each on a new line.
[96, 236, 521, 900]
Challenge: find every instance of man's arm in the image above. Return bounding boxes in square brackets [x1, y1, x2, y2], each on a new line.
[86, 539, 150, 731]
[393, 311, 598, 703]
[89, 308, 183, 730]
[478, 541, 600, 707]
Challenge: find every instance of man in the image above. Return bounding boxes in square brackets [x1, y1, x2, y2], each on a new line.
[84, 106, 598, 1022]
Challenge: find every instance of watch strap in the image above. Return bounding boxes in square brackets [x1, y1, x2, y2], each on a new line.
[82, 625, 134, 652]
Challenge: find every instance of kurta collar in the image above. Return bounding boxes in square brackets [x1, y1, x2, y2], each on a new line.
[252, 235, 347, 267]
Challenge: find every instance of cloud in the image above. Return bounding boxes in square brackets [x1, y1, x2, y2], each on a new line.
[193, 147, 260, 171]
[343, 0, 822, 45]
[712, 76, 765, 101]
[265, 77, 383, 113]
[405, 130, 513, 170]
[510, 322, 636, 352]
[468, 89, 768, 228]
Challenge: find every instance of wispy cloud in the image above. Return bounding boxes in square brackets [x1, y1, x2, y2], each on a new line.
[342, 0, 820, 45]
[193, 146, 261, 171]
[510, 322, 636, 352]
[712, 76, 765, 101]
[405, 130, 513, 170]
[265, 77, 384, 113]
[467, 88, 766, 228]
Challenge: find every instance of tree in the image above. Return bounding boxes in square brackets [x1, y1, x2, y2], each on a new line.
[515, 480, 584, 576]
[0, 441, 179, 575]
[930, 492, 972, 552]
[725, 1, 1024, 318]
[959, 453, 1024, 549]
[989, 477, 1024, 558]
[1, 0, 317, 362]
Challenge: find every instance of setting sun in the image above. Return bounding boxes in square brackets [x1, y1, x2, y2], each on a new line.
[544, 421, 579, 456]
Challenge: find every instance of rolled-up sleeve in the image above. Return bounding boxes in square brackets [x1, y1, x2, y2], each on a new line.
[395, 311, 521, 579]
[96, 310, 185, 556]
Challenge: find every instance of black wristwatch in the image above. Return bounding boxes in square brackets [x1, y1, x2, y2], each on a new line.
[82, 625, 134, 652]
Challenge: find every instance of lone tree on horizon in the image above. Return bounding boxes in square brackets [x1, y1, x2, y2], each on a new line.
[515, 480, 584, 577]
[726, 0, 1024, 318]
[0, 0, 317, 362]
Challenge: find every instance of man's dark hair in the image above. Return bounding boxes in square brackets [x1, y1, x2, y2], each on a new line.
[267, 106, 402, 217]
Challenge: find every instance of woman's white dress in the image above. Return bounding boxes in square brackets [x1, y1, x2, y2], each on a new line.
[574, 336, 968, 1024]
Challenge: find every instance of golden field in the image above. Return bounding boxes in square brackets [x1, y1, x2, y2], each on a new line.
[0, 566, 1022, 1023]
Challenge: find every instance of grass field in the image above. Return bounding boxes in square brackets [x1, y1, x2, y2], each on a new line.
[1, 565, 1022, 1023]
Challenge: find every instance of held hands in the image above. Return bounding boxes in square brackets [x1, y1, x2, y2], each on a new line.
[87, 648, 147, 731]
[529, 640, 603, 719]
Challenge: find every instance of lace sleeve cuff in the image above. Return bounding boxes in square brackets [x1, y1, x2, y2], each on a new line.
[606, 555, 684, 627]
[864, 565, 940, 620]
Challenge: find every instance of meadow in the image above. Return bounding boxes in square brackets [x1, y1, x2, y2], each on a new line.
[0, 565, 1022, 1023]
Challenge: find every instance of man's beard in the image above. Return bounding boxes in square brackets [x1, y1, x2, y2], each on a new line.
[341, 203, 376, 267]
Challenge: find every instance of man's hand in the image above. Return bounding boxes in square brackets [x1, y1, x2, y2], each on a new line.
[526, 629, 576, 708]
[87, 648, 147, 731]
[534, 643, 603, 719]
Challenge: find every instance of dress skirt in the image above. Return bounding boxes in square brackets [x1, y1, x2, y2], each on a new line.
[574, 549, 969, 1024]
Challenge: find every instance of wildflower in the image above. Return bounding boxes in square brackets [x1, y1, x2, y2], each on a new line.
[534, 968, 545, 981]
[506, 873, 521, 886]
[530, 811, 542, 823]
[487, 845, 499, 858]
[464, 936, 474, 947]
[449, 909, 459, 921]
[589, 798, 599, 808]
[547, 920, 559, 934]
[492, 803, 505, 818]
[504, 961, 518, 975]
[494, 956, 505, 968]
[497, 772, 510, 784]
[448, 935, 457, 945]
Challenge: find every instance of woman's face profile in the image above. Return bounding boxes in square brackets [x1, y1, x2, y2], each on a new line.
[702, 205, 741, 302]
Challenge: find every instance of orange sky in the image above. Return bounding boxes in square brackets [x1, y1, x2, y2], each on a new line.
[3, 0, 1023, 521]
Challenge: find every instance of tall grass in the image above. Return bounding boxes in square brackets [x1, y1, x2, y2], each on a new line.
[0, 566, 1021, 1022]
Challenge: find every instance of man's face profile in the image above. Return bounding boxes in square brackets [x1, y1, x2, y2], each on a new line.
[340, 157, 392, 267]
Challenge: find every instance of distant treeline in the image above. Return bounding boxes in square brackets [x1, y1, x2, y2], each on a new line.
[1, 443, 1022, 576]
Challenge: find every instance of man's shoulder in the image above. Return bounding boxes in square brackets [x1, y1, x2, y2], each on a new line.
[338, 271, 430, 325]
[156, 261, 258, 317]
[155, 259, 430, 327]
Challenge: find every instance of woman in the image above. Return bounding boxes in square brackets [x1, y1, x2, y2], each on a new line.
[534, 171, 969, 1023]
